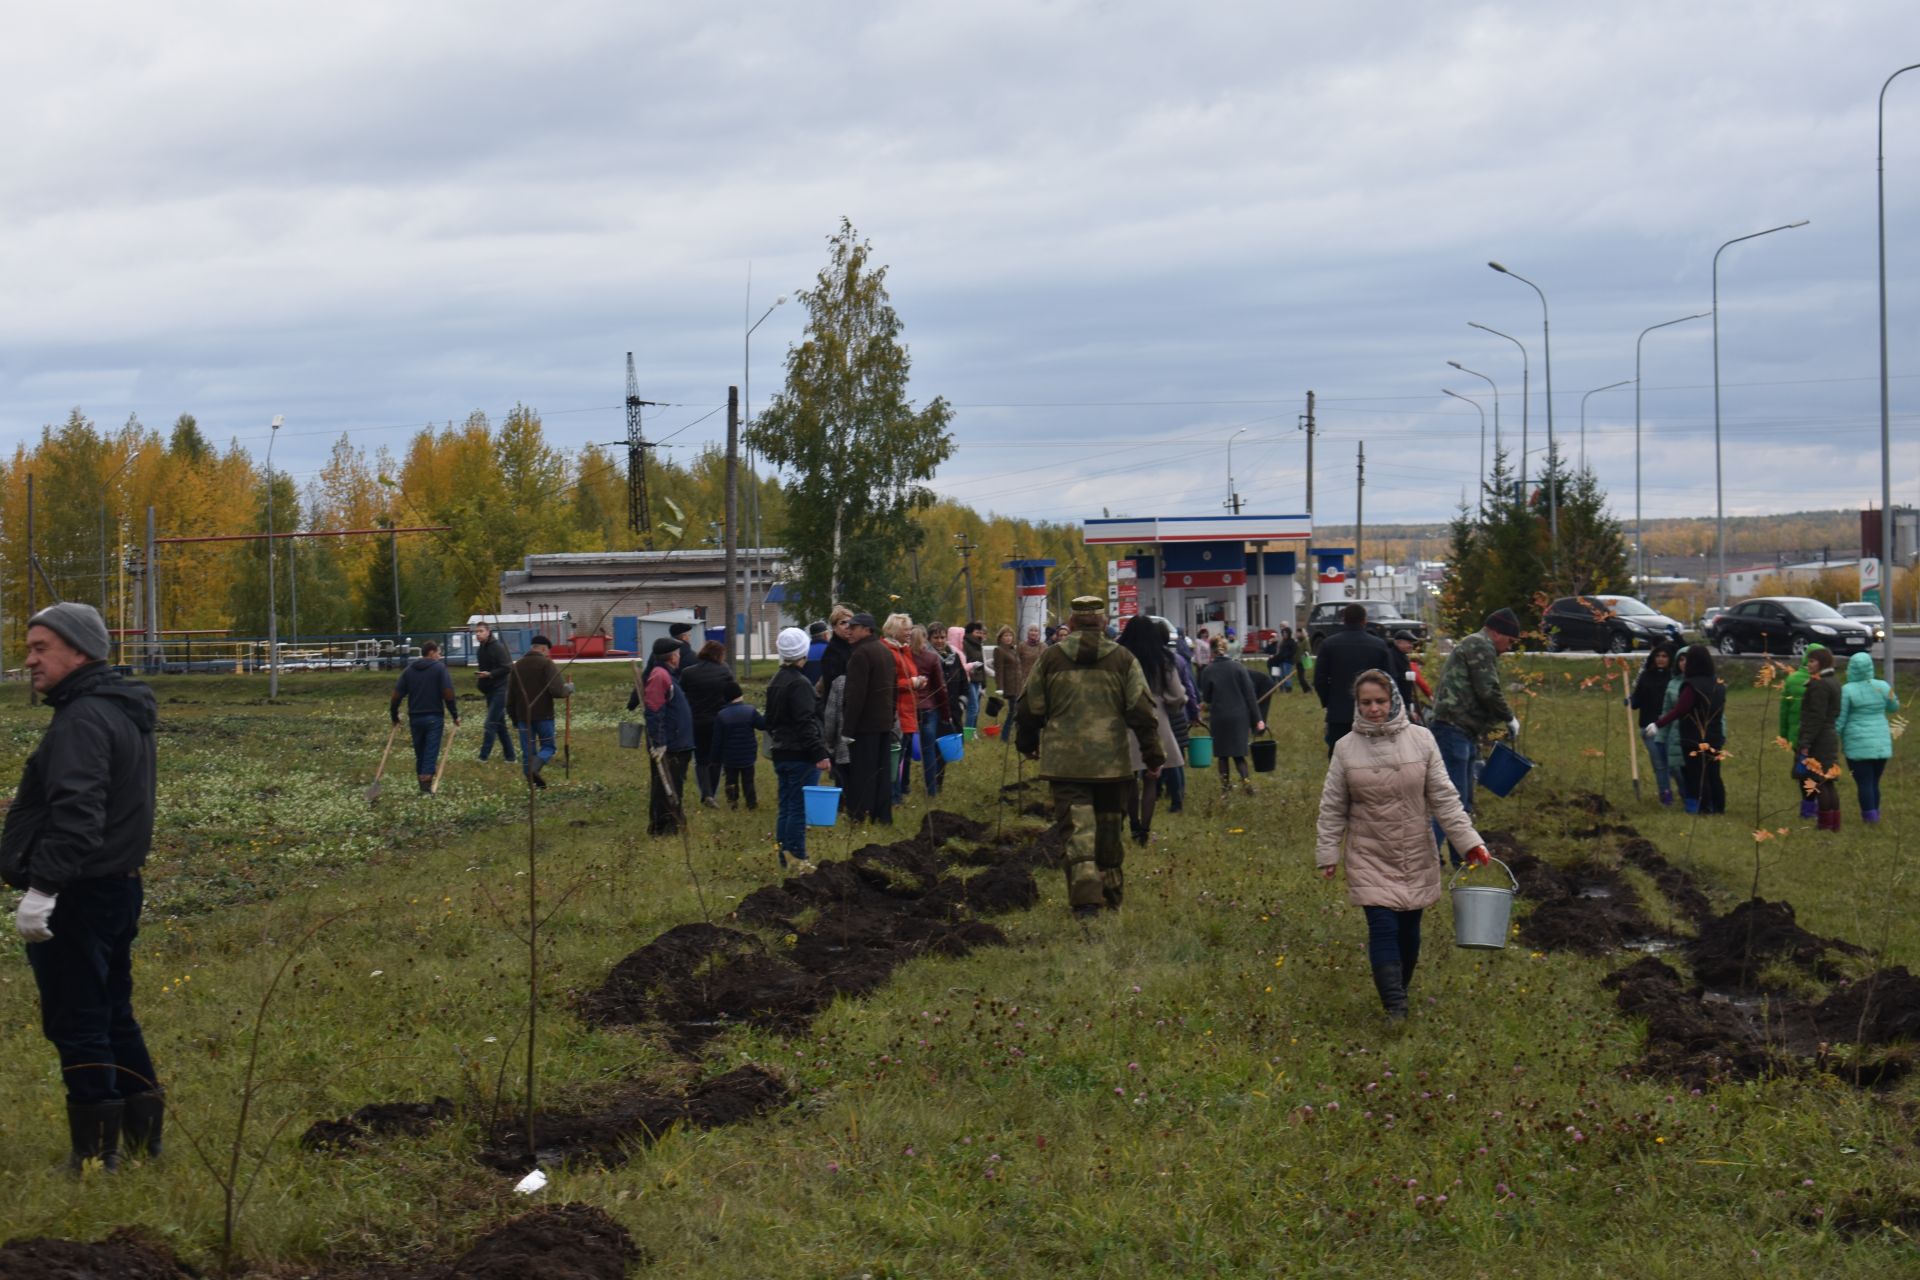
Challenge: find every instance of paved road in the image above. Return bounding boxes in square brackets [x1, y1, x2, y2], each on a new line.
[1529, 636, 1920, 665]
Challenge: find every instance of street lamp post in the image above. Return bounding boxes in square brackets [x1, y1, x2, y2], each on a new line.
[1488, 263, 1557, 556]
[1633, 312, 1710, 587]
[265, 414, 284, 698]
[1468, 322, 1529, 499]
[1877, 64, 1919, 679]
[1712, 221, 1808, 603]
[1441, 390, 1486, 513]
[98, 452, 138, 625]
[741, 294, 786, 675]
[1577, 380, 1631, 473]
[1225, 426, 1249, 513]
[1447, 360, 1499, 505]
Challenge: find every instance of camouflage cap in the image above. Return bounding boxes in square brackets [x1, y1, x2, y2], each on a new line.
[1070, 594, 1106, 611]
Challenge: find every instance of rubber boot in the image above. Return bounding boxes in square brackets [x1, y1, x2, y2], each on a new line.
[1864, 810, 1881, 825]
[66, 1100, 124, 1174]
[1659, 788, 1674, 807]
[1370, 961, 1409, 1021]
[1683, 797, 1700, 815]
[123, 1090, 165, 1161]
[1800, 797, 1818, 820]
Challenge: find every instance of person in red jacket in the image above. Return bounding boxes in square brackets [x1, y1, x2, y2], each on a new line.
[908, 624, 956, 798]
[882, 613, 922, 803]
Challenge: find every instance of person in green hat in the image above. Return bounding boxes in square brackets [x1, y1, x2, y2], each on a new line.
[1017, 595, 1165, 919]
[1778, 642, 1828, 819]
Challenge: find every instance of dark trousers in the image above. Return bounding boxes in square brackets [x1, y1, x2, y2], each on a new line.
[1851, 757, 1887, 813]
[693, 724, 720, 801]
[409, 713, 445, 779]
[26, 877, 158, 1105]
[1126, 770, 1161, 841]
[649, 749, 692, 835]
[516, 718, 556, 776]
[1324, 720, 1352, 757]
[1216, 756, 1250, 783]
[774, 759, 818, 860]
[917, 717, 947, 797]
[1161, 762, 1187, 812]
[1363, 905, 1424, 986]
[725, 764, 758, 809]
[1429, 720, 1476, 865]
[1681, 741, 1727, 814]
[847, 732, 894, 825]
[480, 685, 515, 761]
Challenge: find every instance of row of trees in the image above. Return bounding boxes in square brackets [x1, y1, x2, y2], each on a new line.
[1437, 446, 1631, 636]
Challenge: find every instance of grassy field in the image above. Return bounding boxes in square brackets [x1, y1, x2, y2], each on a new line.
[1, 656, 1918, 1277]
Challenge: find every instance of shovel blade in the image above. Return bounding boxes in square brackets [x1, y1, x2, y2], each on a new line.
[365, 780, 382, 807]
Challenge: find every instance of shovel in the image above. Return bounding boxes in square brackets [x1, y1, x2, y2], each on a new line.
[367, 720, 401, 807]
[430, 718, 460, 794]
[1626, 698, 1641, 801]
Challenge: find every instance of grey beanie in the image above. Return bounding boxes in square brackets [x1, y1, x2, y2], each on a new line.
[29, 602, 111, 661]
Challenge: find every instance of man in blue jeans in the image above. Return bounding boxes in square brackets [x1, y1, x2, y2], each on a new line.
[391, 641, 459, 793]
[506, 635, 572, 788]
[472, 622, 515, 764]
[4, 603, 164, 1171]
[1426, 608, 1522, 865]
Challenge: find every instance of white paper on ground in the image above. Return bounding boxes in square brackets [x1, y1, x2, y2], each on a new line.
[514, 1168, 548, 1195]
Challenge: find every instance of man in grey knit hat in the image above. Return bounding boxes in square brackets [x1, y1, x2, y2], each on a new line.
[1, 602, 164, 1171]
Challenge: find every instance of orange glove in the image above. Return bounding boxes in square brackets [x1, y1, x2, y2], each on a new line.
[1466, 846, 1491, 867]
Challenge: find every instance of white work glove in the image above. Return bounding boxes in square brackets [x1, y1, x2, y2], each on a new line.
[563, 682, 576, 698]
[1507, 718, 1521, 739]
[1643, 723, 1659, 741]
[15, 889, 57, 943]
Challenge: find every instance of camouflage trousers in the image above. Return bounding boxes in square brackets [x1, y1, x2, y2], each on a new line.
[1049, 780, 1129, 909]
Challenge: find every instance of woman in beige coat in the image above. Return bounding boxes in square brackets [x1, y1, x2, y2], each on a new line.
[1316, 670, 1488, 1020]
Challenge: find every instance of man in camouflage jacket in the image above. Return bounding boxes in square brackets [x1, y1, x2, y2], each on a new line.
[1427, 607, 1522, 864]
[1017, 596, 1165, 918]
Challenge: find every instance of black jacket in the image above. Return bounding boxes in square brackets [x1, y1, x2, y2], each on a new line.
[475, 635, 512, 693]
[711, 702, 768, 768]
[392, 656, 457, 720]
[817, 634, 852, 702]
[1312, 625, 1394, 727]
[766, 666, 830, 761]
[842, 635, 898, 735]
[680, 658, 735, 731]
[1, 663, 158, 893]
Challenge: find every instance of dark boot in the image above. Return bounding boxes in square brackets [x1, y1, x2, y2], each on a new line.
[1800, 797, 1818, 819]
[66, 1100, 124, 1173]
[1370, 961, 1409, 1021]
[123, 1090, 165, 1160]
[1865, 809, 1882, 825]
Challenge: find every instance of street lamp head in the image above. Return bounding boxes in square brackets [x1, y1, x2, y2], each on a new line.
[270, 414, 284, 430]
[1488, 261, 1509, 274]
[1787, 220, 1809, 228]
[775, 294, 788, 305]
[1447, 360, 1464, 370]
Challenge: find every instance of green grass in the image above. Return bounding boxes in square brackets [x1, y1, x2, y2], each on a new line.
[1, 658, 1918, 1277]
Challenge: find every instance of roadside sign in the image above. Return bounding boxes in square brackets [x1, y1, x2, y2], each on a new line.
[1861, 557, 1882, 592]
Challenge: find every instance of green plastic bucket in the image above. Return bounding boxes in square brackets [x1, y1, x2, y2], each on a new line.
[1187, 731, 1214, 768]
[964, 726, 978, 743]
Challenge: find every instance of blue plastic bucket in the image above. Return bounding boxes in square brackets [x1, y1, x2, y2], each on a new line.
[1478, 742, 1536, 798]
[936, 733, 964, 762]
[1187, 732, 1214, 768]
[803, 786, 841, 827]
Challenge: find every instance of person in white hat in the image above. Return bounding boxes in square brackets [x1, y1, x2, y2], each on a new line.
[766, 626, 833, 868]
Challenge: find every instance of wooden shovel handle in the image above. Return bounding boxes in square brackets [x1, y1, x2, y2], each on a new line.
[373, 719, 401, 784]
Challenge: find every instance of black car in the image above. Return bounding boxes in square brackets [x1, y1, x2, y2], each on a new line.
[1711, 596, 1875, 657]
[1542, 594, 1684, 653]
[1305, 599, 1429, 652]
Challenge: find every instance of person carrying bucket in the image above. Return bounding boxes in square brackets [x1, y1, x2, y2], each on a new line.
[1427, 608, 1522, 866]
[1316, 670, 1490, 1022]
[765, 627, 833, 870]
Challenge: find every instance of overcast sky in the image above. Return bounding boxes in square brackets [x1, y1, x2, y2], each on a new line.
[3, 2, 1917, 541]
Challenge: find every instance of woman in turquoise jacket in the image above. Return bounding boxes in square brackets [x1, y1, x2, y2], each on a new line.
[1836, 651, 1899, 824]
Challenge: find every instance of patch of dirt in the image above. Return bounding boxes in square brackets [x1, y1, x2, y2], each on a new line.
[301, 1098, 455, 1152]
[1519, 864, 1666, 954]
[1603, 956, 1787, 1088]
[1685, 898, 1863, 990]
[920, 809, 992, 845]
[1619, 838, 1716, 926]
[479, 1066, 790, 1174]
[579, 922, 829, 1051]
[424, 1203, 642, 1279]
[964, 861, 1040, 914]
[1811, 967, 1920, 1044]
[0, 1227, 197, 1279]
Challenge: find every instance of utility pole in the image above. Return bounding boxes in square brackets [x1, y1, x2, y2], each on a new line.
[390, 526, 402, 640]
[145, 505, 158, 675]
[1300, 390, 1316, 621]
[26, 475, 36, 705]
[1355, 441, 1366, 579]
[955, 532, 978, 623]
[724, 386, 740, 662]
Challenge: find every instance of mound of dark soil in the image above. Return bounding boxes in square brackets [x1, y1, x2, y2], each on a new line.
[1812, 967, 1920, 1044]
[1686, 898, 1861, 989]
[432, 1203, 641, 1279]
[965, 861, 1040, 914]
[1519, 864, 1665, 954]
[920, 809, 992, 845]
[0, 1227, 196, 1279]
[301, 1098, 455, 1152]
[1603, 956, 1785, 1087]
[1497, 845, 1571, 899]
[479, 1066, 790, 1174]
[1619, 838, 1716, 926]
[580, 922, 829, 1050]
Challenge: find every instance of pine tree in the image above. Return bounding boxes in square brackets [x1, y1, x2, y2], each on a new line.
[1437, 499, 1483, 637]
[1550, 457, 1631, 597]
[746, 218, 953, 618]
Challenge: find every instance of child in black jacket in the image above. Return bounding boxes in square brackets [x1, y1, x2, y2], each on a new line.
[710, 681, 767, 809]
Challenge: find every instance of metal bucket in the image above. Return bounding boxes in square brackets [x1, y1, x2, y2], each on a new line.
[1450, 857, 1519, 949]
[618, 722, 643, 750]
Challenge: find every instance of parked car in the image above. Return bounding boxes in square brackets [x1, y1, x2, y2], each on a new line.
[1710, 596, 1876, 657]
[1837, 601, 1887, 642]
[1700, 605, 1728, 635]
[1542, 594, 1685, 653]
[1305, 599, 1429, 652]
